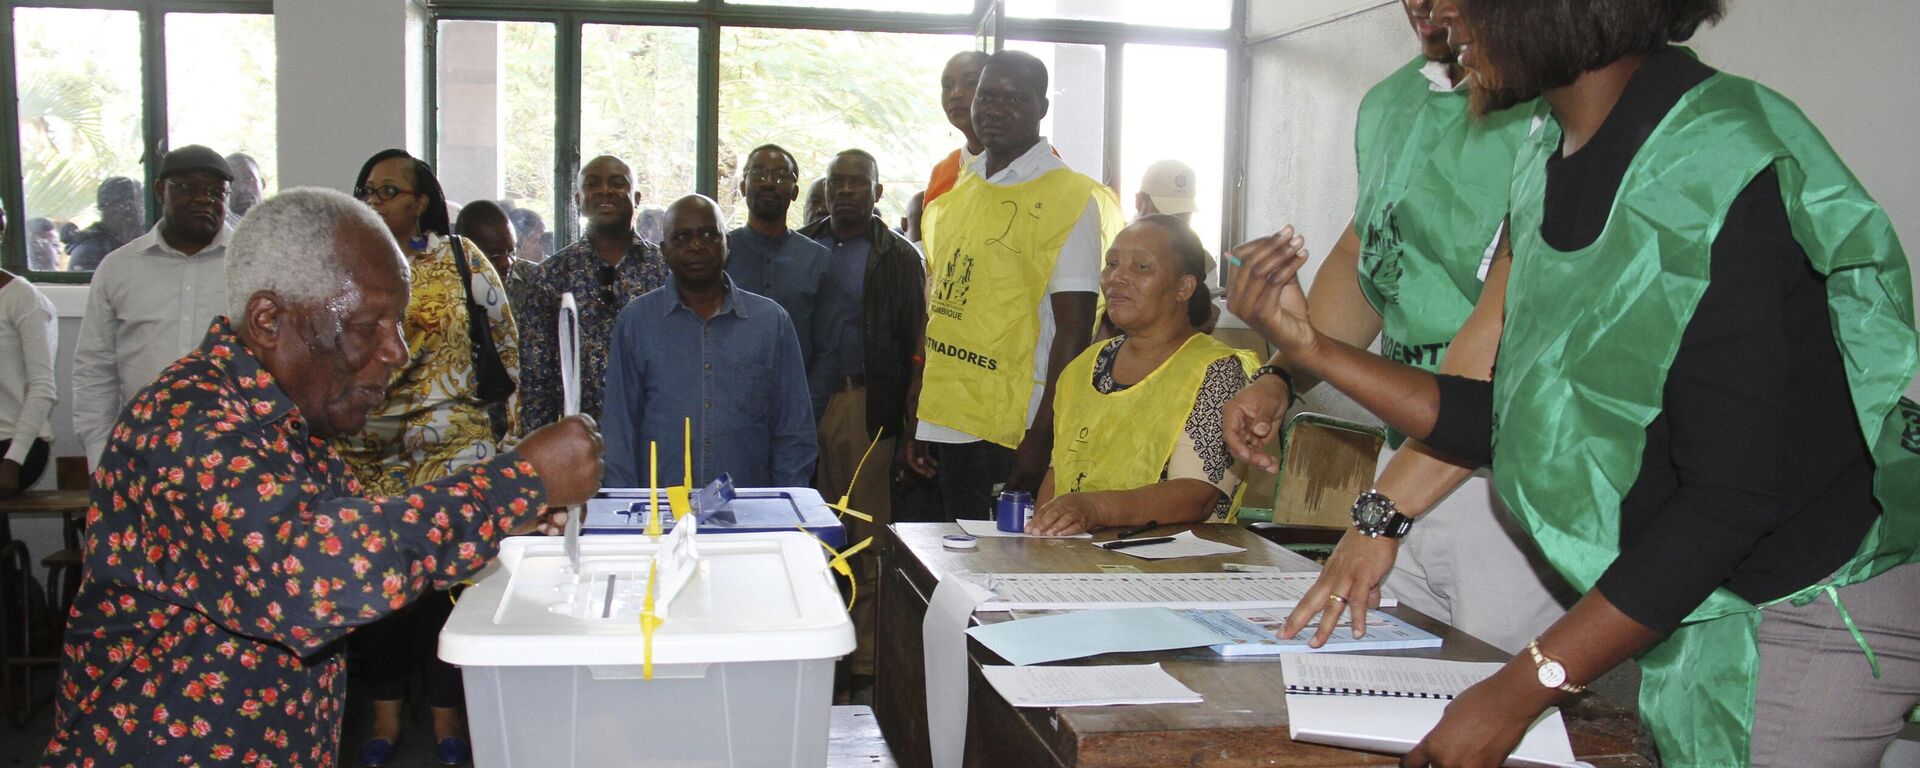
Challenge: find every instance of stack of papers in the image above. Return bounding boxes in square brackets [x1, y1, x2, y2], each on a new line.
[982, 663, 1202, 707]
[1185, 609, 1441, 656]
[966, 607, 1223, 665]
[974, 571, 1397, 611]
[1281, 655, 1579, 767]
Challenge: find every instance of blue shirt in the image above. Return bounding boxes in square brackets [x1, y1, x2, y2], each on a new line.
[600, 275, 817, 489]
[812, 231, 870, 390]
[724, 226, 831, 370]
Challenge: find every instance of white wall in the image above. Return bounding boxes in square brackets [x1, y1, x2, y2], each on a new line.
[1235, 0, 1920, 412]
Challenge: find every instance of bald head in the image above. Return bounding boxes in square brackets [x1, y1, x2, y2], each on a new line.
[662, 194, 727, 289]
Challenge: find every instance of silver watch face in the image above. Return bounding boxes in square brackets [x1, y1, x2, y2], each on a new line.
[1353, 494, 1392, 527]
[1537, 660, 1568, 689]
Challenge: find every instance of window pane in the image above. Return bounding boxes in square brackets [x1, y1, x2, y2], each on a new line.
[580, 24, 700, 243]
[13, 7, 146, 272]
[1005, 40, 1106, 184]
[719, 28, 973, 231]
[725, 0, 972, 12]
[1006, 0, 1232, 29]
[1121, 44, 1226, 262]
[438, 20, 557, 261]
[166, 13, 277, 221]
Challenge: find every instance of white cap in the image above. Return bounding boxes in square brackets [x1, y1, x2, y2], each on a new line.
[1139, 159, 1198, 216]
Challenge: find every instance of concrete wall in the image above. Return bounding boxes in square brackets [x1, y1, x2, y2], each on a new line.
[273, 0, 429, 191]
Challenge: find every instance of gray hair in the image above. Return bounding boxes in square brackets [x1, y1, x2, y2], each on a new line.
[226, 187, 403, 320]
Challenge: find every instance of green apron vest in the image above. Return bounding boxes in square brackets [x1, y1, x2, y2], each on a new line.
[1499, 71, 1920, 767]
[1052, 334, 1258, 507]
[1353, 56, 1537, 445]
[920, 167, 1125, 448]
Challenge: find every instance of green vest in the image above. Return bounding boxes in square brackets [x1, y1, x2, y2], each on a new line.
[1499, 72, 1920, 767]
[1353, 56, 1537, 444]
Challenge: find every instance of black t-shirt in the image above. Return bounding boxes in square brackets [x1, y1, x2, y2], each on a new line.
[1426, 47, 1880, 632]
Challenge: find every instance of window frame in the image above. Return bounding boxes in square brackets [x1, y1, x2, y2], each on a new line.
[423, 0, 1243, 264]
[0, 0, 273, 284]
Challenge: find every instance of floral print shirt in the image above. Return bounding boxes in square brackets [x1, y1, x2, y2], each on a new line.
[517, 234, 667, 430]
[335, 234, 520, 495]
[43, 317, 546, 767]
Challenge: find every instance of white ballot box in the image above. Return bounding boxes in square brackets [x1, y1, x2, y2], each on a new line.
[439, 532, 855, 767]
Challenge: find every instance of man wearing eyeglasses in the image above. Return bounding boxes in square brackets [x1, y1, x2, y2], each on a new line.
[726, 144, 833, 416]
[519, 155, 669, 432]
[72, 145, 234, 469]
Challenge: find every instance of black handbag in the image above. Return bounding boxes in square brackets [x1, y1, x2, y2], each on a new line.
[448, 236, 518, 405]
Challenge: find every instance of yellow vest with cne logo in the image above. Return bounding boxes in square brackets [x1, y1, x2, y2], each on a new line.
[1052, 334, 1258, 503]
[920, 167, 1124, 448]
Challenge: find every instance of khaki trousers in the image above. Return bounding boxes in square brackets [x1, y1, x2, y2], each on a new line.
[816, 386, 893, 677]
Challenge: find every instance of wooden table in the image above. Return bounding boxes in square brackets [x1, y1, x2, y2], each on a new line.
[874, 522, 1651, 768]
[0, 489, 90, 725]
[0, 489, 90, 545]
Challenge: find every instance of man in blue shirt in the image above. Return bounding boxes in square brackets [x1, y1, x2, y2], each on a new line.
[725, 143, 833, 414]
[602, 194, 817, 488]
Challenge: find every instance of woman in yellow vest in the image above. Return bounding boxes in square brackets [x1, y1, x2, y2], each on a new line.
[1028, 216, 1258, 536]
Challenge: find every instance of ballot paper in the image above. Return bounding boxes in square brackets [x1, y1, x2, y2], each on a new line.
[1098, 530, 1247, 560]
[955, 518, 1092, 539]
[965, 607, 1223, 666]
[982, 663, 1203, 707]
[975, 571, 1396, 612]
[924, 577, 995, 768]
[558, 292, 584, 572]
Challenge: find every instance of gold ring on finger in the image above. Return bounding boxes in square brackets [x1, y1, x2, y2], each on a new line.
[1328, 594, 1348, 604]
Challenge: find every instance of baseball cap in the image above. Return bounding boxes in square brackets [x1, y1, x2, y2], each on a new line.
[1139, 159, 1198, 216]
[158, 145, 233, 181]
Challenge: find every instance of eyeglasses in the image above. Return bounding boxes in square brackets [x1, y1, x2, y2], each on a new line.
[667, 230, 725, 247]
[597, 264, 619, 307]
[166, 180, 229, 202]
[354, 184, 418, 203]
[744, 169, 796, 184]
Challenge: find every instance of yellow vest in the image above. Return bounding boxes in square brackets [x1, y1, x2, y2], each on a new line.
[1052, 334, 1258, 503]
[920, 167, 1124, 447]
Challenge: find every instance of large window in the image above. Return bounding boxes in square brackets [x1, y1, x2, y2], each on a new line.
[426, 1, 1235, 264]
[3, 3, 275, 278]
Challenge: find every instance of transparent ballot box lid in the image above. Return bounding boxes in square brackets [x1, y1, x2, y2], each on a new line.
[439, 532, 853, 667]
[582, 486, 846, 548]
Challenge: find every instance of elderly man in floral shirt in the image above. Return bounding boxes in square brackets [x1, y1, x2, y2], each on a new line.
[42, 188, 604, 768]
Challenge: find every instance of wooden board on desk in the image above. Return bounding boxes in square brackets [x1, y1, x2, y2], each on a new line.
[873, 522, 1650, 768]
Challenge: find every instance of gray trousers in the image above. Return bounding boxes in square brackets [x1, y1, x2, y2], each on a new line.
[1750, 561, 1920, 767]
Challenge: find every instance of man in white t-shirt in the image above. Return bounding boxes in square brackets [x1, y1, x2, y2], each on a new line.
[899, 50, 1125, 522]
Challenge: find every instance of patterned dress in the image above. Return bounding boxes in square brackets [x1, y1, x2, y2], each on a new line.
[43, 317, 546, 767]
[517, 235, 667, 430]
[335, 234, 520, 493]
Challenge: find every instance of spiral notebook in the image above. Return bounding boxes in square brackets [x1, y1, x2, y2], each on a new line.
[1281, 655, 1497, 699]
[1281, 655, 1579, 767]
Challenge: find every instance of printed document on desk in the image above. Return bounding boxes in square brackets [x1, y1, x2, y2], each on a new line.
[1186, 609, 1440, 656]
[982, 663, 1203, 707]
[1281, 655, 1579, 767]
[975, 572, 1398, 612]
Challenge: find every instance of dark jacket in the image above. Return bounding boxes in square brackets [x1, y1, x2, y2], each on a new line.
[799, 215, 926, 440]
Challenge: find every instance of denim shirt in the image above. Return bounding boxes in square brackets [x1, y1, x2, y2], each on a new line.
[724, 226, 831, 370]
[600, 275, 817, 488]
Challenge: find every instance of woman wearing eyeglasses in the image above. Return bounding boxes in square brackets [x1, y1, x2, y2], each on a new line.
[1232, 1, 1919, 766]
[337, 148, 521, 767]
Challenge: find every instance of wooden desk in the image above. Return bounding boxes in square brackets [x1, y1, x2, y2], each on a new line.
[0, 489, 91, 544]
[874, 522, 1650, 768]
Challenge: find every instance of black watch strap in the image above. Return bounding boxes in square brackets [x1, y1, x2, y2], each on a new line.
[1253, 365, 1299, 410]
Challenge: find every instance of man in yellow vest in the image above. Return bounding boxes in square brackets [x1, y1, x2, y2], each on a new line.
[900, 49, 1125, 522]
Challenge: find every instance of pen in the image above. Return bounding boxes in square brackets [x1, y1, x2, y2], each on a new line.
[1100, 536, 1176, 550]
[1116, 520, 1159, 539]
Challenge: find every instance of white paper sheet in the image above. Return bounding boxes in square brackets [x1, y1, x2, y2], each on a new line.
[558, 292, 583, 572]
[1281, 654, 1498, 698]
[965, 607, 1223, 666]
[976, 571, 1396, 612]
[982, 663, 1203, 707]
[955, 518, 1092, 539]
[923, 576, 994, 768]
[1099, 530, 1247, 560]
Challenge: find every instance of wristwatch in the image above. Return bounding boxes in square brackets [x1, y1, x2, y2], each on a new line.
[1350, 489, 1414, 538]
[1525, 639, 1587, 694]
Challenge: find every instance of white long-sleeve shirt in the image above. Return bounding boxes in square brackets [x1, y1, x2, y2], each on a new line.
[73, 222, 231, 467]
[0, 277, 57, 464]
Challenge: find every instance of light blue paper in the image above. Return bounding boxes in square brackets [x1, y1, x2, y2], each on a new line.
[965, 607, 1224, 666]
